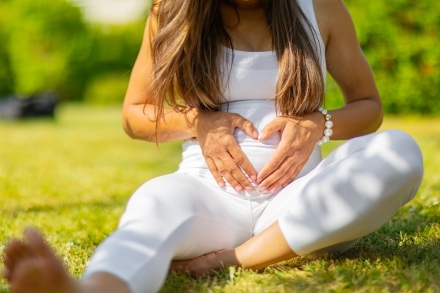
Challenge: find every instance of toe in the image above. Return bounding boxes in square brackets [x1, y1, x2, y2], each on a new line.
[9, 259, 41, 293]
[3, 240, 34, 271]
[24, 228, 56, 259]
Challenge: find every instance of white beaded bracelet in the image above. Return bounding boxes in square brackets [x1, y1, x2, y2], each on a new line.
[316, 106, 333, 146]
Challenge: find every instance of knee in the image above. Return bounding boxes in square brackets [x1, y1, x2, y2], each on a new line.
[118, 174, 200, 230]
[125, 174, 197, 214]
[379, 130, 424, 187]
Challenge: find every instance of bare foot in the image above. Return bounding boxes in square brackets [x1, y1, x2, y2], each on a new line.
[2, 228, 83, 293]
[170, 249, 239, 277]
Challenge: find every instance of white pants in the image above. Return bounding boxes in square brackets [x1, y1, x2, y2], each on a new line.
[83, 130, 423, 293]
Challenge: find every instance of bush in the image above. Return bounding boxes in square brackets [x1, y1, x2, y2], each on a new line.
[0, 0, 144, 101]
[1, 0, 438, 114]
[4, 0, 88, 99]
[342, 0, 439, 114]
[83, 73, 130, 105]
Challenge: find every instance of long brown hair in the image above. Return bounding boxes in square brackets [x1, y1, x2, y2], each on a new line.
[147, 0, 324, 120]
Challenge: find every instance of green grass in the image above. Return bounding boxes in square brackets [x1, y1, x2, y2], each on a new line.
[1, 105, 439, 292]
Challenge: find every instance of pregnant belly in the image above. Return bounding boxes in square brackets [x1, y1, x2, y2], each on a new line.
[177, 100, 321, 179]
[230, 100, 280, 171]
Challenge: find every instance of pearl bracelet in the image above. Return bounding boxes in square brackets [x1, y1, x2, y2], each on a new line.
[316, 106, 333, 146]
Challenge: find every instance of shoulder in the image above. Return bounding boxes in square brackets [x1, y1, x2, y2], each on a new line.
[311, 0, 352, 46]
[312, 0, 344, 11]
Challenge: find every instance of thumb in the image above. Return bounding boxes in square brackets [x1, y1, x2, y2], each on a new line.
[233, 115, 258, 139]
[258, 119, 283, 141]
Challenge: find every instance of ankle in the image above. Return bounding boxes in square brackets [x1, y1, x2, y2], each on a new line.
[81, 272, 130, 293]
[217, 249, 240, 268]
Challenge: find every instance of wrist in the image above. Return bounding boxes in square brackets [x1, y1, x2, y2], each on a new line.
[303, 111, 325, 140]
[186, 107, 201, 138]
[315, 107, 333, 145]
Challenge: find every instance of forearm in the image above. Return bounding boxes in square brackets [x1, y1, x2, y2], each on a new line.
[326, 98, 383, 141]
[122, 103, 198, 143]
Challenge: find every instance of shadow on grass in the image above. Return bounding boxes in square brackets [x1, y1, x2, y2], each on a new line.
[347, 208, 439, 255]
[162, 205, 440, 292]
[1, 198, 126, 218]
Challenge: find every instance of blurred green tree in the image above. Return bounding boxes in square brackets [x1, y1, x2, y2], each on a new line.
[0, 0, 438, 113]
[326, 0, 440, 114]
[4, 0, 89, 100]
[0, 0, 144, 102]
[0, 1, 15, 96]
[82, 23, 144, 104]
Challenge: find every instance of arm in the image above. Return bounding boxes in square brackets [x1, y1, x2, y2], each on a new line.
[318, 0, 383, 139]
[122, 6, 258, 190]
[122, 9, 199, 143]
[257, 0, 383, 191]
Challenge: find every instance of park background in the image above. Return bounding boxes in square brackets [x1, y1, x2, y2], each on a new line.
[0, 0, 439, 292]
[0, 0, 439, 112]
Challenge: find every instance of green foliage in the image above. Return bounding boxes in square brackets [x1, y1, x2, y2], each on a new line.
[0, 0, 438, 113]
[4, 0, 87, 98]
[83, 73, 130, 105]
[79, 24, 143, 104]
[0, 2, 15, 96]
[341, 0, 439, 114]
[0, 0, 144, 101]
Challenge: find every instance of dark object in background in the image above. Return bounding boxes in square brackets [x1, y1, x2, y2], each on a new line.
[0, 92, 58, 120]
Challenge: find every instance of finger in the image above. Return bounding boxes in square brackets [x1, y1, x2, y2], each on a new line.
[214, 156, 252, 192]
[257, 163, 288, 193]
[215, 160, 242, 192]
[264, 171, 297, 194]
[227, 146, 257, 182]
[260, 159, 304, 193]
[258, 118, 283, 141]
[282, 178, 294, 188]
[233, 115, 258, 139]
[215, 134, 255, 189]
[205, 157, 225, 187]
[257, 148, 287, 183]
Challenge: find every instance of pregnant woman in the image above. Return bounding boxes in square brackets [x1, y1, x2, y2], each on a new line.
[3, 0, 423, 293]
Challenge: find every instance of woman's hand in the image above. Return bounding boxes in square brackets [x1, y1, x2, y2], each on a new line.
[257, 112, 324, 193]
[195, 111, 258, 192]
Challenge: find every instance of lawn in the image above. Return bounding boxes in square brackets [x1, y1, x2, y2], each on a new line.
[1, 104, 439, 292]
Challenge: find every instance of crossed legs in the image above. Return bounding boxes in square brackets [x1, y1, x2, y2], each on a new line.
[2, 130, 424, 293]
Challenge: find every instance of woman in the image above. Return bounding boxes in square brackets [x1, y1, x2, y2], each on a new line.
[3, 0, 423, 293]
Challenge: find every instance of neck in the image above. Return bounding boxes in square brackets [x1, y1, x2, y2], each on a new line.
[225, 0, 263, 10]
[220, 1, 266, 25]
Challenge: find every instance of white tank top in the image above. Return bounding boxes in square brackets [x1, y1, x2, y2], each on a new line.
[221, 0, 326, 103]
[177, 0, 326, 198]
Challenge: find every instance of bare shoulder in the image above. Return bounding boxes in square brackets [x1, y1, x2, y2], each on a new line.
[311, 0, 350, 45]
[312, 0, 342, 6]
[312, 0, 344, 11]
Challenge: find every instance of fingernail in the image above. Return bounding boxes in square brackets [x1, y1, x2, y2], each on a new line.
[252, 130, 258, 138]
[269, 187, 277, 194]
[245, 186, 252, 192]
[218, 182, 225, 188]
[250, 175, 257, 181]
[235, 186, 242, 192]
[258, 132, 265, 140]
[258, 186, 266, 192]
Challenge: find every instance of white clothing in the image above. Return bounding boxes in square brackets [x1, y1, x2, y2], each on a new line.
[178, 100, 323, 199]
[179, 0, 325, 195]
[83, 1, 424, 293]
[220, 0, 326, 104]
[84, 130, 423, 293]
